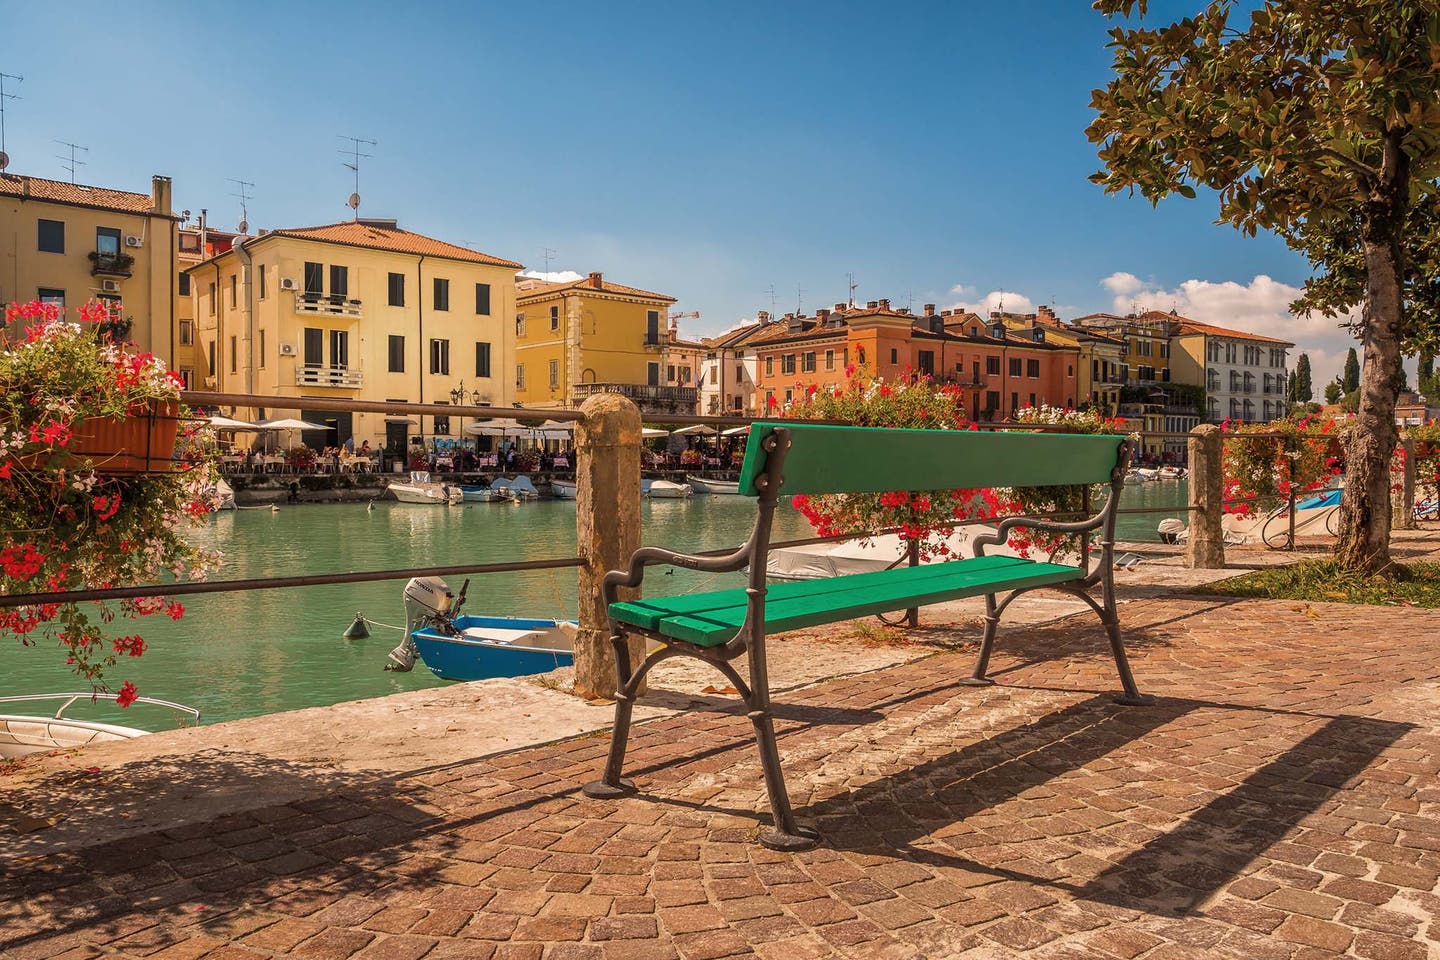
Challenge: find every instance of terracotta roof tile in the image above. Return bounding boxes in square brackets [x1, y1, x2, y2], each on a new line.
[263, 221, 522, 268]
[1172, 317, 1294, 346]
[516, 276, 675, 303]
[0, 173, 159, 215]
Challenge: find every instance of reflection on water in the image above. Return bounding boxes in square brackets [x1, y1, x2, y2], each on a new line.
[0, 481, 1185, 729]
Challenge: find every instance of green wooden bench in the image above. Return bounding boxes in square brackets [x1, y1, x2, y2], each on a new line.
[582, 422, 1144, 851]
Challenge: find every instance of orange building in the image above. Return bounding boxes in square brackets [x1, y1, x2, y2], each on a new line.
[750, 300, 1081, 420]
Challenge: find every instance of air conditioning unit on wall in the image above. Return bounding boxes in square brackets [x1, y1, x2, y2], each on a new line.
[279, 277, 297, 291]
[125, 235, 143, 248]
[279, 343, 297, 357]
[100, 279, 121, 293]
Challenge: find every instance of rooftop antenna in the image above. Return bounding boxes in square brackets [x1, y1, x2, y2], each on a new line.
[846, 271, 858, 307]
[228, 178, 254, 233]
[337, 134, 376, 220]
[53, 139, 87, 183]
[0, 71, 21, 171]
[795, 282, 805, 315]
[906, 288, 914, 312]
[766, 284, 778, 316]
[542, 247, 556, 275]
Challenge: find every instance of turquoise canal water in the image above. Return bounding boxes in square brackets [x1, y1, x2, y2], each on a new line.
[1, 481, 1187, 730]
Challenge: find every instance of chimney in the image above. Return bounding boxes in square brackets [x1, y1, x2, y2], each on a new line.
[923, 303, 936, 317]
[833, 302, 846, 313]
[758, 310, 771, 325]
[816, 307, 830, 322]
[1038, 305, 1056, 322]
[151, 175, 173, 217]
[587, 271, 603, 289]
[866, 300, 878, 310]
[878, 298, 890, 311]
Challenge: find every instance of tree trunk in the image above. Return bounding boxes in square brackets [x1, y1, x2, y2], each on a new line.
[1335, 132, 1408, 574]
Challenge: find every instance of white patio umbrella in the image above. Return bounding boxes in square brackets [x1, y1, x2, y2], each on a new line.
[671, 424, 718, 436]
[534, 419, 576, 440]
[721, 425, 751, 436]
[207, 415, 258, 430]
[256, 417, 331, 452]
[464, 418, 529, 436]
[641, 427, 670, 438]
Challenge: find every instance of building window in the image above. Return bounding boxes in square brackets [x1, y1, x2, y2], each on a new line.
[802, 352, 816, 373]
[258, 264, 267, 299]
[474, 282, 491, 315]
[229, 335, 238, 374]
[330, 264, 348, 297]
[388, 335, 405, 373]
[429, 338, 450, 374]
[433, 404, 450, 436]
[646, 310, 661, 344]
[388, 272, 405, 306]
[304, 327, 323, 366]
[890, 348, 898, 364]
[917, 350, 935, 375]
[38, 219, 65, 253]
[36, 287, 64, 306]
[667, 364, 676, 382]
[516, 363, 526, 389]
[549, 359, 560, 390]
[475, 341, 491, 377]
[709, 365, 718, 385]
[330, 329, 349, 369]
[208, 282, 216, 315]
[986, 356, 1000, 376]
[516, 313, 526, 336]
[679, 366, 691, 384]
[1026, 359, 1040, 378]
[765, 356, 773, 376]
[782, 354, 796, 375]
[1009, 357, 1022, 377]
[96, 226, 121, 259]
[179, 272, 191, 297]
[259, 329, 267, 368]
[207, 341, 216, 376]
[303, 262, 323, 295]
[433, 277, 450, 311]
[179, 320, 193, 345]
[550, 305, 560, 331]
[229, 274, 237, 308]
[177, 368, 193, 389]
[647, 362, 660, 386]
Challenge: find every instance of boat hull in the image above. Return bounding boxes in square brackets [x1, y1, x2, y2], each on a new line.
[389, 483, 462, 504]
[412, 616, 575, 681]
[551, 480, 577, 499]
[646, 480, 693, 498]
[686, 475, 740, 494]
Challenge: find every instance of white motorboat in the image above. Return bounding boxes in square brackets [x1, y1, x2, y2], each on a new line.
[1128, 467, 1160, 482]
[388, 471, 463, 505]
[551, 479, 577, 499]
[491, 476, 540, 501]
[0, 693, 201, 759]
[1157, 466, 1188, 481]
[213, 478, 236, 510]
[460, 485, 510, 503]
[646, 479, 693, 498]
[686, 475, 740, 494]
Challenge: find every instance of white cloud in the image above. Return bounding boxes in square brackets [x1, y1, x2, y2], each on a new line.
[948, 289, 1037, 315]
[517, 269, 584, 284]
[949, 283, 977, 298]
[1101, 273, 1362, 389]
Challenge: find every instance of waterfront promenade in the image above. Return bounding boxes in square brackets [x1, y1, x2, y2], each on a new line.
[4, 531, 1440, 959]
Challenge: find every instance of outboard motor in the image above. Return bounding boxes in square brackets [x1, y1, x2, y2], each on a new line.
[385, 577, 453, 672]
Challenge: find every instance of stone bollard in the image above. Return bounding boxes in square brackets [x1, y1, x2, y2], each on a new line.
[1185, 424, 1226, 569]
[574, 393, 644, 701]
[1392, 435, 1417, 532]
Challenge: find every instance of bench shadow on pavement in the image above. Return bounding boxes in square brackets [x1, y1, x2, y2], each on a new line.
[800, 694, 1411, 918]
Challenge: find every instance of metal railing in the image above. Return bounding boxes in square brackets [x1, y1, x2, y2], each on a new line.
[294, 293, 363, 318]
[295, 364, 364, 388]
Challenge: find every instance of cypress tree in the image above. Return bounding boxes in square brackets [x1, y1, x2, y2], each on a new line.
[1342, 348, 1360, 393]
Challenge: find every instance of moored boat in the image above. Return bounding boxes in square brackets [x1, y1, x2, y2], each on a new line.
[384, 577, 574, 681]
[388, 471, 463, 504]
[491, 476, 540, 501]
[1157, 466, 1188, 480]
[551, 479, 577, 499]
[646, 479, 693, 498]
[686, 475, 740, 494]
[0, 693, 201, 758]
[213, 478, 236, 510]
[461, 485, 510, 503]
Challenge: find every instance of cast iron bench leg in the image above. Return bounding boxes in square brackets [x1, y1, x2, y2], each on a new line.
[582, 632, 639, 799]
[961, 593, 1000, 688]
[748, 631, 820, 852]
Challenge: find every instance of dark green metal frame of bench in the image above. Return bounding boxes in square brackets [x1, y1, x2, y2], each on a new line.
[582, 424, 1142, 851]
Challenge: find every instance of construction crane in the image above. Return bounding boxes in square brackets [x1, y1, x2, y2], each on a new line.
[669, 310, 700, 322]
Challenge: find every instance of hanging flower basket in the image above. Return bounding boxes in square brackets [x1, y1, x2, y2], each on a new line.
[66, 400, 180, 474]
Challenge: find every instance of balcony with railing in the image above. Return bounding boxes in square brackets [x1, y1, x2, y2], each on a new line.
[571, 382, 699, 412]
[642, 331, 670, 350]
[295, 365, 363, 389]
[295, 292, 363, 319]
[89, 251, 134, 278]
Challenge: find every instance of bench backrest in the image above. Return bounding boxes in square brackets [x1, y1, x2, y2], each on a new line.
[735, 422, 1127, 497]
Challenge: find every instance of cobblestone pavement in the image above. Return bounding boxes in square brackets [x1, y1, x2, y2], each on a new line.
[4, 593, 1440, 959]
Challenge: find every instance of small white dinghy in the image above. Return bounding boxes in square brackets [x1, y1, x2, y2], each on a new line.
[686, 476, 740, 494]
[551, 479, 578, 499]
[646, 479, 693, 498]
[0, 693, 201, 758]
[388, 471, 463, 505]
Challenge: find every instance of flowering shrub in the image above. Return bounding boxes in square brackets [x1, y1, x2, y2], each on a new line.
[1221, 414, 1342, 518]
[679, 448, 702, 467]
[0, 300, 220, 702]
[1405, 423, 1440, 505]
[782, 372, 998, 561]
[994, 406, 1131, 559]
[514, 447, 541, 472]
[285, 446, 317, 471]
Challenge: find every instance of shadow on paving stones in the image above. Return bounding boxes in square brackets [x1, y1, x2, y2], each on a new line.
[797, 692, 1411, 920]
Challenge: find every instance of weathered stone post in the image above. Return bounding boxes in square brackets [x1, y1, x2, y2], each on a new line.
[574, 393, 644, 700]
[1186, 424, 1226, 569]
[1392, 434, 1417, 532]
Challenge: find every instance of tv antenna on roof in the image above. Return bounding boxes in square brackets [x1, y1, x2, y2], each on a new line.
[846, 271, 858, 307]
[542, 247, 556, 275]
[0, 71, 21, 171]
[228, 178, 254, 233]
[765, 284, 778, 316]
[337, 134, 375, 220]
[53, 139, 87, 183]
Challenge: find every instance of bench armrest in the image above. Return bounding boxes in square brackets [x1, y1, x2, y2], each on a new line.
[602, 543, 753, 609]
[972, 491, 1118, 568]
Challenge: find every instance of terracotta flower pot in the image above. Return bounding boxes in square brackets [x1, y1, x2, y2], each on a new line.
[69, 400, 180, 474]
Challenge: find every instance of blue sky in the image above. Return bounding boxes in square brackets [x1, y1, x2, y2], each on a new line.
[3, 0, 1364, 384]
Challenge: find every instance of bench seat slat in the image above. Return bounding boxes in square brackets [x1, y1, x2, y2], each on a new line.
[608, 554, 1033, 631]
[611, 557, 1083, 647]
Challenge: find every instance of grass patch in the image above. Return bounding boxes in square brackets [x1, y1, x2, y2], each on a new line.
[1200, 558, 1440, 607]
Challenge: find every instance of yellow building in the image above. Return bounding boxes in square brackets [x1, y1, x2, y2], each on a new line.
[514, 272, 694, 413]
[0, 172, 178, 359]
[175, 220, 243, 390]
[1074, 311, 1176, 385]
[187, 218, 522, 459]
[999, 306, 1126, 414]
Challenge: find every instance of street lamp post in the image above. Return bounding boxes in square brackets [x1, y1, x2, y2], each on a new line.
[450, 382, 484, 461]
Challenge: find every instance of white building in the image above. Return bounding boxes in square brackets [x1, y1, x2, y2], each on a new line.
[1171, 318, 1293, 423]
[698, 313, 771, 415]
